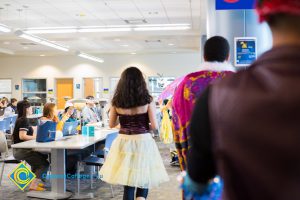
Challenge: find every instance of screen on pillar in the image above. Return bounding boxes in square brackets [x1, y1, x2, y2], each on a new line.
[234, 37, 257, 67]
[216, 0, 256, 10]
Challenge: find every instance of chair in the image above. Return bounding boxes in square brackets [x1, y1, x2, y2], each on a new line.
[0, 121, 6, 132]
[0, 131, 21, 186]
[75, 132, 118, 198]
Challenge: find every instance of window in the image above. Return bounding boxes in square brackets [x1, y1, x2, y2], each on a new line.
[22, 79, 47, 104]
[148, 76, 175, 100]
[109, 77, 120, 98]
[0, 79, 12, 99]
[83, 77, 103, 99]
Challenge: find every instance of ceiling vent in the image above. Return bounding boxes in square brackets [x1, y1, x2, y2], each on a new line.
[145, 39, 161, 43]
[124, 19, 147, 25]
[20, 42, 37, 46]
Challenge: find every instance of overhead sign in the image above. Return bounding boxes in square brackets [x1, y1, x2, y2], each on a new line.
[234, 37, 257, 67]
[216, 0, 256, 10]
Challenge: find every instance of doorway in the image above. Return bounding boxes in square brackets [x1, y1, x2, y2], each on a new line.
[83, 77, 103, 99]
[56, 78, 73, 109]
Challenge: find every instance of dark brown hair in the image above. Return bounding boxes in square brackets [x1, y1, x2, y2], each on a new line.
[17, 100, 31, 119]
[112, 67, 152, 108]
[43, 103, 58, 122]
[11, 98, 17, 104]
[267, 14, 300, 33]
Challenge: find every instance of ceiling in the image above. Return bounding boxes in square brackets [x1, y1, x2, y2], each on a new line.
[0, 0, 206, 56]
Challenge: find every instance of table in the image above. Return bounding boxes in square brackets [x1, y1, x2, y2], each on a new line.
[12, 128, 119, 199]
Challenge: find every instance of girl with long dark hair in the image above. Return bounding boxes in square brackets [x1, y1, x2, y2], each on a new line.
[12, 100, 49, 191]
[100, 67, 169, 200]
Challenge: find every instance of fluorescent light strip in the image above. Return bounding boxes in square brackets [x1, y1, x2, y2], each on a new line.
[0, 23, 11, 33]
[16, 30, 69, 52]
[78, 53, 104, 63]
[78, 27, 132, 33]
[134, 26, 190, 31]
[23, 24, 191, 34]
[27, 29, 77, 34]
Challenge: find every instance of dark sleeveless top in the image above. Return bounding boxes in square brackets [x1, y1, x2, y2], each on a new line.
[118, 113, 150, 135]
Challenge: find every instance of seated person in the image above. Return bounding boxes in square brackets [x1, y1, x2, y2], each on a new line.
[0, 97, 8, 116]
[58, 102, 77, 122]
[13, 100, 49, 191]
[81, 96, 99, 124]
[5, 98, 18, 115]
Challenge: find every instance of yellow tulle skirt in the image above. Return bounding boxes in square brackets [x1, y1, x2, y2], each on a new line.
[99, 133, 169, 188]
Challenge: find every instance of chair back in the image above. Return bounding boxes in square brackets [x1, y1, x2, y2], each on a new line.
[3, 117, 11, 132]
[0, 131, 8, 154]
[0, 121, 6, 132]
[104, 132, 118, 151]
[36, 121, 57, 143]
[11, 115, 17, 126]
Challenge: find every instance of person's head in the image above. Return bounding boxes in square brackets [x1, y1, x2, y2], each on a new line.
[64, 102, 75, 116]
[86, 96, 95, 108]
[11, 98, 17, 107]
[1, 98, 8, 108]
[112, 67, 152, 108]
[256, 0, 300, 46]
[43, 103, 57, 121]
[204, 36, 230, 62]
[17, 100, 32, 118]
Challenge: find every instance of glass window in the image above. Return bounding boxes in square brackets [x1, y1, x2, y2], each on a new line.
[0, 79, 12, 99]
[148, 76, 175, 101]
[22, 79, 47, 104]
[109, 77, 120, 98]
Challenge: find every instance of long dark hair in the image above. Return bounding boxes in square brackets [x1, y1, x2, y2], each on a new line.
[17, 100, 30, 119]
[112, 67, 152, 108]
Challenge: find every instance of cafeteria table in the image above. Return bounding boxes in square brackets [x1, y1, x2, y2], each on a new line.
[12, 128, 118, 199]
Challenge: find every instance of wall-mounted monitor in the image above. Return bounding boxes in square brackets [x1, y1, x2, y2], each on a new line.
[234, 37, 257, 67]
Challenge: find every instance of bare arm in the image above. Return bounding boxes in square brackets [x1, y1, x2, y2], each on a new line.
[148, 101, 158, 131]
[109, 106, 118, 128]
[19, 130, 36, 141]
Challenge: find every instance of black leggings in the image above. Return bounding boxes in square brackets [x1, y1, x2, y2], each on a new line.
[123, 186, 149, 200]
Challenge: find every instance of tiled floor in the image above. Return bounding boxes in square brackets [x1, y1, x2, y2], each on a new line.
[0, 139, 181, 200]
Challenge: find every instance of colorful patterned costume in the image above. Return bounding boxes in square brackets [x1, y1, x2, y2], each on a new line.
[172, 68, 234, 171]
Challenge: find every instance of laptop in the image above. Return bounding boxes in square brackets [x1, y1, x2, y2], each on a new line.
[36, 121, 57, 143]
[62, 121, 78, 136]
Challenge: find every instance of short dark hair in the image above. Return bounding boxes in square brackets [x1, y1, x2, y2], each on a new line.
[267, 14, 300, 34]
[204, 36, 230, 62]
[11, 98, 17, 104]
[86, 96, 94, 100]
[17, 100, 30, 119]
[112, 67, 152, 109]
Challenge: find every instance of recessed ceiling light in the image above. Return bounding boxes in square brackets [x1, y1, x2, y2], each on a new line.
[40, 54, 45, 57]
[121, 44, 129, 47]
[168, 43, 175, 46]
[3, 41, 10, 45]
[130, 52, 136, 55]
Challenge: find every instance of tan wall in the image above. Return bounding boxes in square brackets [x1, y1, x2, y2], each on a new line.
[0, 52, 202, 101]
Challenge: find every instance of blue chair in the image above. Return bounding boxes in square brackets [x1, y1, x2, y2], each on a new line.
[95, 132, 118, 158]
[2, 118, 11, 133]
[11, 115, 17, 126]
[0, 121, 6, 132]
[75, 132, 118, 197]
